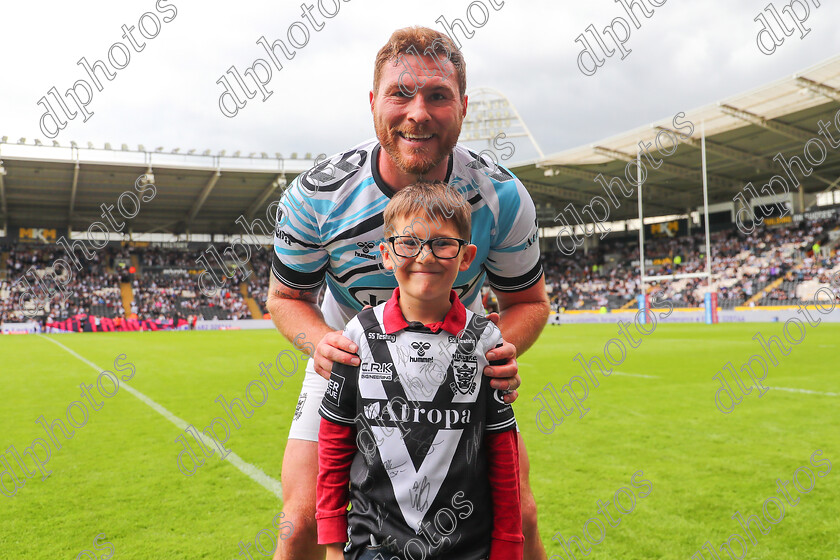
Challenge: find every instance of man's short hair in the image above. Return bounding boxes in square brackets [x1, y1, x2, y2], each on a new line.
[384, 182, 471, 241]
[373, 26, 466, 99]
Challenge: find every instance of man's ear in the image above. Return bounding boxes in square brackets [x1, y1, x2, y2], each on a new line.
[370, 90, 375, 113]
[462, 94, 468, 118]
[459, 244, 477, 272]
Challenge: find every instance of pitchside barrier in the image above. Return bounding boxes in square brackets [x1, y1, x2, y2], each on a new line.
[548, 307, 840, 324]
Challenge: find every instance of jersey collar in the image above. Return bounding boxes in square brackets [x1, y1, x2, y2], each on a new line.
[382, 288, 467, 336]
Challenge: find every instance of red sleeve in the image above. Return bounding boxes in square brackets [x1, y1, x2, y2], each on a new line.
[486, 430, 523, 560]
[316, 418, 357, 544]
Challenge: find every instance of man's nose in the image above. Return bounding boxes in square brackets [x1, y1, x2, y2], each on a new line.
[406, 94, 431, 122]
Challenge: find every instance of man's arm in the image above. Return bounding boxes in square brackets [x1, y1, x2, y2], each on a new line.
[493, 275, 550, 356]
[266, 275, 359, 378]
[481, 277, 549, 402]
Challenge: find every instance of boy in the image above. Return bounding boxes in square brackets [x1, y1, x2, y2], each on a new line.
[316, 182, 523, 560]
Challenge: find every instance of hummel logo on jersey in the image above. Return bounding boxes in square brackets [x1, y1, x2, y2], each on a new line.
[361, 361, 393, 380]
[355, 241, 377, 260]
[409, 341, 433, 363]
[411, 342, 431, 356]
[276, 230, 293, 245]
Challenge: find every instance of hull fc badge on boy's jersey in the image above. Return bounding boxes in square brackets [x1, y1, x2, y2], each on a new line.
[451, 355, 478, 395]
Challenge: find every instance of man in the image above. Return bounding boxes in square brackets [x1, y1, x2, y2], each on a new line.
[268, 27, 549, 560]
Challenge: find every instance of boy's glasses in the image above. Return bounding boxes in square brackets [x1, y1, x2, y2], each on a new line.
[386, 236, 466, 259]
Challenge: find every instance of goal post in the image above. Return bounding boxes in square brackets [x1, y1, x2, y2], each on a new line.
[637, 121, 718, 324]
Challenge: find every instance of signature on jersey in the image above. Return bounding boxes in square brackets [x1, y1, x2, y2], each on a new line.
[383, 459, 407, 478]
[465, 423, 482, 466]
[410, 476, 431, 512]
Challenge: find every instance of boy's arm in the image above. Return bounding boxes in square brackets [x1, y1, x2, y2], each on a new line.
[316, 418, 357, 544]
[316, 339, 362, 546]
[485, 430, 523, 560]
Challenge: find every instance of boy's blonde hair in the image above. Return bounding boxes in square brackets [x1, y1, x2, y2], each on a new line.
[384, 182, 471, 241]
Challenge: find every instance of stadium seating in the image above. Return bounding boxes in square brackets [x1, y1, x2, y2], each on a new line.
[1, 214, 837, 325]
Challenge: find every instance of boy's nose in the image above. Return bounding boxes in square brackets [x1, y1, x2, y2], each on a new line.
[416, 244, 435, 262]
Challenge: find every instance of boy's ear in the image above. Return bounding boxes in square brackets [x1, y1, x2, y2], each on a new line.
[459, 244, 478, 272]
[380, 242, 397, 271]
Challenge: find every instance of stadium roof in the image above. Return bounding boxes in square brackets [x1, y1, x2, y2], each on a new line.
[0, 145, 315, 236]
[512, 54, 840, 224]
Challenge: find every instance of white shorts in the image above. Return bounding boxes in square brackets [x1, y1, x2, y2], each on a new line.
[288, 356, 329, 442]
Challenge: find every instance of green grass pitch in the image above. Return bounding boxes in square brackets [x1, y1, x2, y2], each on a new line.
[0, 323, 837, 559]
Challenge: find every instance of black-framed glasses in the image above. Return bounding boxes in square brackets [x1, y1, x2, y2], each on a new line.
[387, 236, 466, 259]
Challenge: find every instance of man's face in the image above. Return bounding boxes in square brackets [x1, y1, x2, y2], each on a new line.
[371, 54, 467, 176]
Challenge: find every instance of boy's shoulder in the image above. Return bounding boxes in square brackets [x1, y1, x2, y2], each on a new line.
[461, 307, 503, 350]
[344, 301, 388, 340]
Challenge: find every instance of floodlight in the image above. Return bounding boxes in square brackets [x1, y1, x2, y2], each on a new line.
[0, 136, 6, 143]
[138, 144, 145, 151]
[34, 139, 43, 145]
[188, 149, 196, 154]
[202, 149, 210, 156]
[18, 138, 26, 144]
[104, 143, 112, 150]
[172, 148, 180, 153]
[52, 141, 60, 147]
[290, 152, 298, 159]
[87, 142, 95, 149]
[121, 144, 129, 151]
[70, 141, 78, 148]
[155, 147, 164, 152]
[261, 152, 268, 158]
[233, 150, 241, 157]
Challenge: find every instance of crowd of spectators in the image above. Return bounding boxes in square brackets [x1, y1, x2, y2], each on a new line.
[2, 215, 838, 325]
[2, 244, 124, 324]
[543, 216, 839, 311]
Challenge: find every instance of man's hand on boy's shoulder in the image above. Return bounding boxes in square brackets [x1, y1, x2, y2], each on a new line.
[484, 313, 520, 404]
[314, 330, 360, 379]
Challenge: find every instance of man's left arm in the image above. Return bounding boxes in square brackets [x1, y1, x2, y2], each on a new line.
[481, 173, 550, 399]
[493, 276, 550, 357]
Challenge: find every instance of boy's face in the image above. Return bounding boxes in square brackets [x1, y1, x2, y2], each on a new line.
[380, 213, 477, 306]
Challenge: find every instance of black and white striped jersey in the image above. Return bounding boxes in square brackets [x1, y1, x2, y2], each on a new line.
[319, 292, 517, 560]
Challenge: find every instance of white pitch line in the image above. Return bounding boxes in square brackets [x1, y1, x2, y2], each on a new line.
[612, 371, 659, 379]
[773, 386, 840, 397]
[37, 334, 283, 500]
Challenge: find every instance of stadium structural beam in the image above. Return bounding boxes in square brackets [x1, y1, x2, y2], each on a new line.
[245, 174, 286, 219]
[718, 105, 837, 187]
[795, 77, 840, 104]
[654, 126, 772, 171]
[593, 146, 742, 191]
[543, 165, 686, 209]
[0, 163, 6, 219]
[719, 104, 815, 143]
[185, 169, 221, 226]
[67, 161, 80, 231]
[524, 178, 682, 214]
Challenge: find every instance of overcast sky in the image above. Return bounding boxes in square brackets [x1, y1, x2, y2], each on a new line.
[3, 0, 839, 164]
